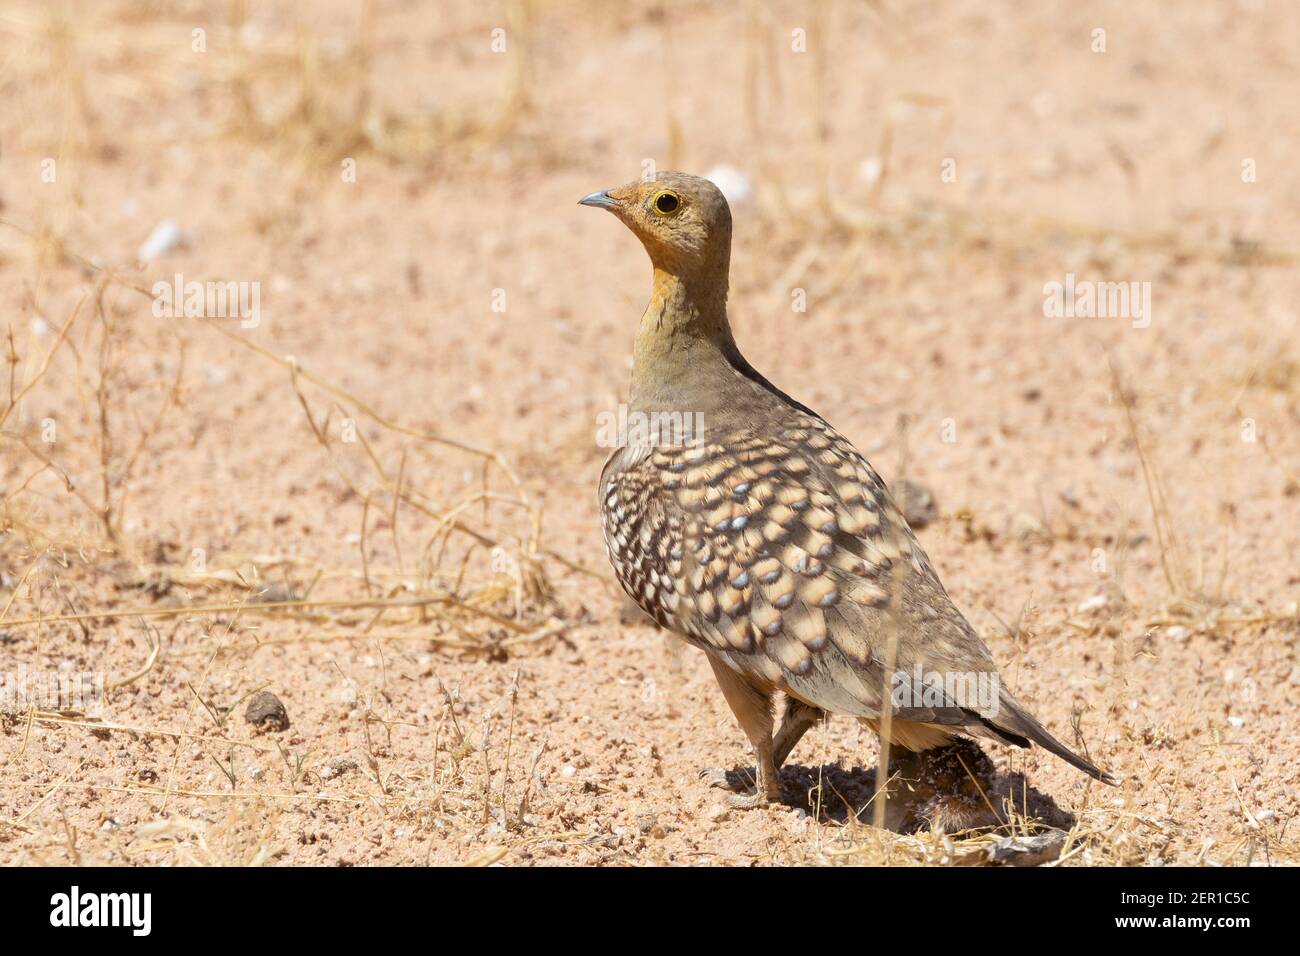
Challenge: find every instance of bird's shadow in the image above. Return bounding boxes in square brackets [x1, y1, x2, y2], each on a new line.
[715, 760, 1076, 835]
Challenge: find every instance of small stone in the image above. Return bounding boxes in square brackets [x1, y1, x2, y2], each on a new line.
[894, 479, 938, 528]
[703, 165, 752, 205]
[984, 830, 1066, 866]
[243, 691, 290, 732]
[618, 595, 655, 626]
[321, 756, 358, 780]
[203, 365, 231, 386]
[1009, 511, 1049, 542]
[137, 219, 183, 263]
[1077, 594, 1108, 614]
[1227, 715, 1245, 729]
[707, 803, 729, 823]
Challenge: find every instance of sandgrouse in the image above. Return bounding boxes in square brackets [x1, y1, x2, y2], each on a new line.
[582, 172, 1115, 813]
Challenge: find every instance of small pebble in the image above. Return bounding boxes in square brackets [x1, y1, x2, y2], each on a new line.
[138, 219, 183, 263]
[244, 690, 290, 732]
[894, 479, 938, 528]
[858, 156, 883, 184]
[321, 756, 359, 780]
[1077, 594, 1108, 613]
[703, 165, 752, 205]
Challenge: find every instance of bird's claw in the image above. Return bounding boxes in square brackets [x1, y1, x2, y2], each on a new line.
[700, 766, 779, 808]
[700, 766, 749, 792]
[726, 789, 772, 809]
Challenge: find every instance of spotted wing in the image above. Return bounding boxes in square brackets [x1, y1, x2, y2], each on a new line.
[600, 411, 1004, 723]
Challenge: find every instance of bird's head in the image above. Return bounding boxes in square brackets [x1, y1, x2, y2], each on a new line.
[579, 171, 732, 285]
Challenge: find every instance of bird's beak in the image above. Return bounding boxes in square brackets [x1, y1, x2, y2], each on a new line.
[578, 190, 620, 211]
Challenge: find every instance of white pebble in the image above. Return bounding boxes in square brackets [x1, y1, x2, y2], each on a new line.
[1077, 594, 1108, 613]
[858, 157, 883, 185]
[138, 219, 183, 263]
[703, 165, 753, 205]
[203, 365, 231, 386]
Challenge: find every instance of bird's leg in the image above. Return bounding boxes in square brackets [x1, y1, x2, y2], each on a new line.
[773, 698, 825, 769]
[701, 656, 782, 808]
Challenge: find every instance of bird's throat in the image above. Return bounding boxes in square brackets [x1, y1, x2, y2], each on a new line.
[630, 266, 737, 412]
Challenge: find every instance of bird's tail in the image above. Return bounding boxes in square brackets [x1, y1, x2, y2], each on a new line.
[978, 692, 1119, 786]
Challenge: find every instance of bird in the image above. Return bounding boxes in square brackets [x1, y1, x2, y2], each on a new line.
[581, 171, 1116, 817]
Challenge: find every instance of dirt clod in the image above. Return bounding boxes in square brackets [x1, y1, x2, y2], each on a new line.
[894, 479, 939, 528]
[244, 691, 290, 732]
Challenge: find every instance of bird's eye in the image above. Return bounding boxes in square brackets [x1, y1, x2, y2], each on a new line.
[652, 190, 681, 216]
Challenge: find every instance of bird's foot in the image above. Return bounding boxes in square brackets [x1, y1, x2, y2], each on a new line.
[700, 766, 750, 792]
[700, 766, 780, 808]
[725, 789, 773, 809]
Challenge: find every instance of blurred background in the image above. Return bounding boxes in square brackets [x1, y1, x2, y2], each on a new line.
[0, 1, 1296, 865]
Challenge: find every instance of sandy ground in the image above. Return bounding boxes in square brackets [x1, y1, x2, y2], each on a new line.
[0, 0, 1297, 865]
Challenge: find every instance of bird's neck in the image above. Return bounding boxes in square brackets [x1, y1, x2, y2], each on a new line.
[630, 266, 739, 412]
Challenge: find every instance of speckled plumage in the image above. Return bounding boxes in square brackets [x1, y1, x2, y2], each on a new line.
[583, 172, 1115, 810]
